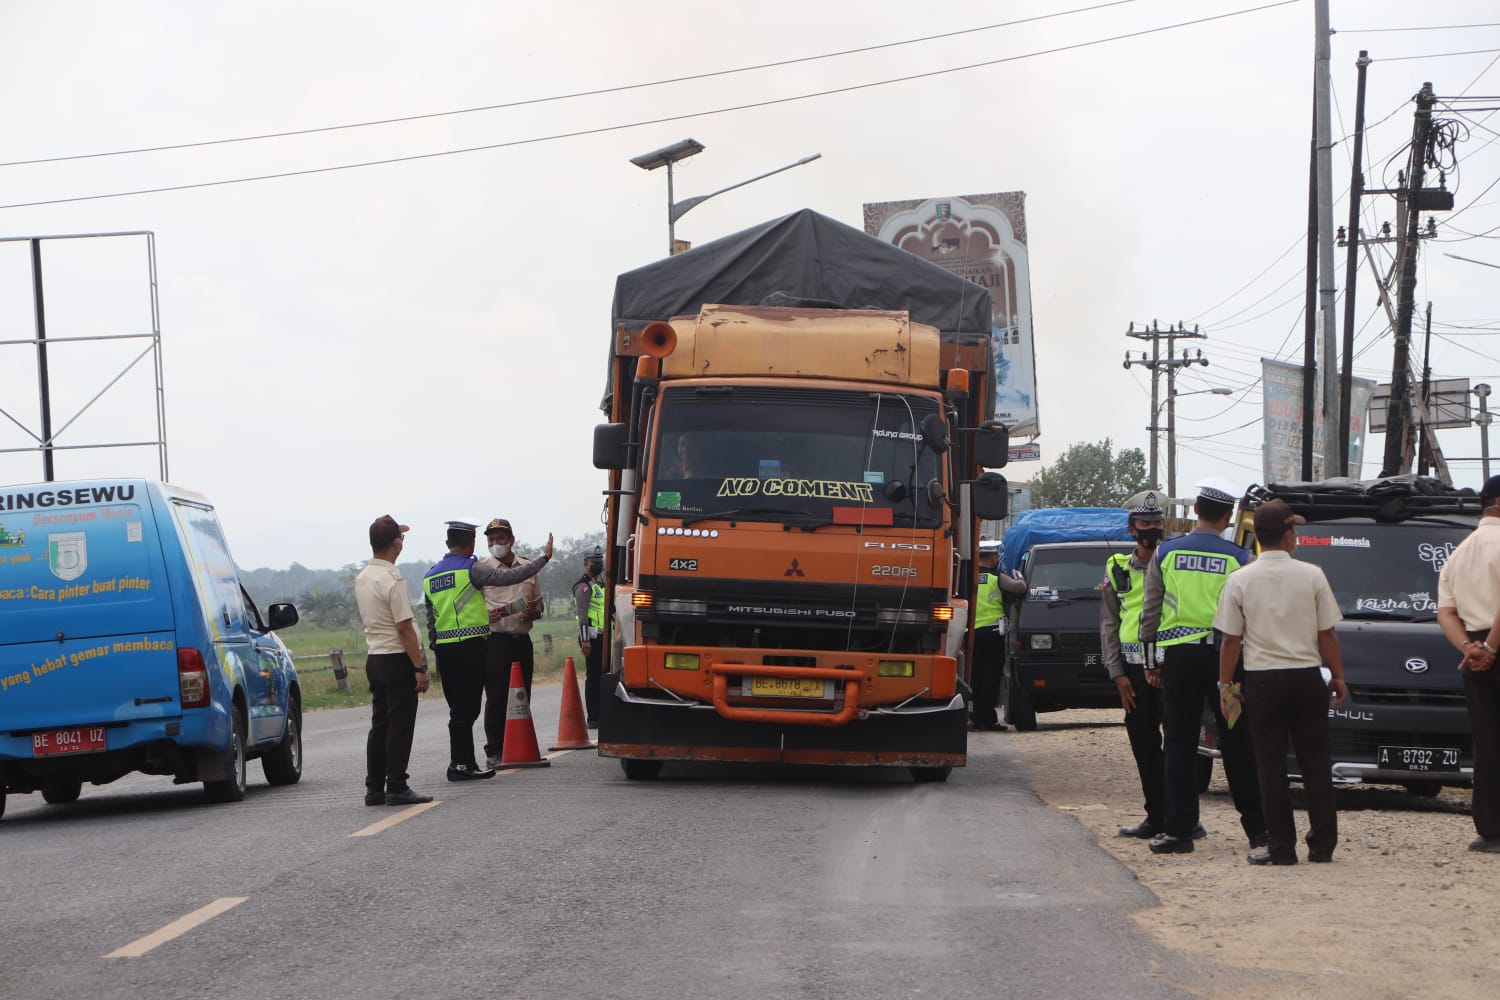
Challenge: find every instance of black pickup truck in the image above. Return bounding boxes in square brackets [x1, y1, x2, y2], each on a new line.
[1200, 479, 1479, 796]
[1002, 540, 1134, 731]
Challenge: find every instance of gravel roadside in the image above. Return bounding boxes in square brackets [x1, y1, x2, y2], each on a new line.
[1002, 708, 1500, 1000]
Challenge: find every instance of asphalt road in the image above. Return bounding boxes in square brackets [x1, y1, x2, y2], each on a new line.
[1, 686, 1201, 1000]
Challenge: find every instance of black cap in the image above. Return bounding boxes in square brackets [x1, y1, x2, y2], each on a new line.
[1482, 475, 1500, 504]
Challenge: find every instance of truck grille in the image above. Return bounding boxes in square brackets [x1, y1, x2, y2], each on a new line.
[1349, 685, 1466, 708]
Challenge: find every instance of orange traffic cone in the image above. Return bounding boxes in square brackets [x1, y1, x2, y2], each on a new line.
[499, 660, 551, 769]
[549, 656, 596, 751]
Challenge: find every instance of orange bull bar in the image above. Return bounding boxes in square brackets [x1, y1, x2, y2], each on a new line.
[707, 662, 861, 727]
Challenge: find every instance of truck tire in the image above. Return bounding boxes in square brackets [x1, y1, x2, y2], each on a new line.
[910, 766, 952, 783]
[1197, 754, 1214, 794]
[262, 699, 303, 786]
[0, 788, 7, 821]
[621, 759, 663, 781]
[204, 709, 248, 803]
[41, 779, 82, 805]
[1004, 668, 1037, 732]
[1403, 780, 1442, 798]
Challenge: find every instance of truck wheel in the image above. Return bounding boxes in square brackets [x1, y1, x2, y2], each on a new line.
[0, 788, 7, 820]
[1197, 754, 1214, 794]
[1004, 669, 1037, 732]
[262, 699, 303, 786]
[41, 779, 82, 805]
[621, 759, 663, 781]
[1403, 780, 1442, 798]
[910, 766, 952, 783]
[204, 709, 248, 803]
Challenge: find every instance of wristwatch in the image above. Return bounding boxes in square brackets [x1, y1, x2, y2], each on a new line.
[1216, 682, 1232, 690]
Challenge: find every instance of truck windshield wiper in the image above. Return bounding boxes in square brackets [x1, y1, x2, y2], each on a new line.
[1043, 588, 1101, 607]
[680, 506, 809, 528]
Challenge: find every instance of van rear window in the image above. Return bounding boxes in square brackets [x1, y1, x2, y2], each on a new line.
[0, 502, 168, 630]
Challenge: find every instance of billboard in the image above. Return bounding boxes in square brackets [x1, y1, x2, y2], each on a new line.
[863, 193, 1040, 437]
[1262, 358, 1376, 482]
[1368, 379, 1472, 432]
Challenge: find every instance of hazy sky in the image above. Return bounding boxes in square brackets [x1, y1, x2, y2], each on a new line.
[2, 1, 1498, 569]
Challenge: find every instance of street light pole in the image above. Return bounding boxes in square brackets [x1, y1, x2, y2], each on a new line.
[1476, 383, 1493, 480]
[631, 139, 822, 256]
[1158, 386, 1232, 498]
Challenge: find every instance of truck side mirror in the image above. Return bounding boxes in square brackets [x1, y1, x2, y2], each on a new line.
[971, 471, 1010, 520]
[593, 423, 631, 470]
[919, 413, 950, 454]
[973, 421, 1010, 468]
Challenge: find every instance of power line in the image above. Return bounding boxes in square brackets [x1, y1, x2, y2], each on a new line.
[0, 0, 1302, 212]
[1341, 23, 1500, 34]
[0, 0, 1149, 170]
[1380, 48, 1500, 63]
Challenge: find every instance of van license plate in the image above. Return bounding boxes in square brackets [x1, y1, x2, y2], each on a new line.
[747, 677, 828, 699]
[1376, 745, 1460, 773]
[32, 727, 107, 757]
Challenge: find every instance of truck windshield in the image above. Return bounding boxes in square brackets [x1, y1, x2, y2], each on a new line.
[1293, 520, 1472, 619]
[649, 385, 943, 527]
[1027, 546, 1130, 595]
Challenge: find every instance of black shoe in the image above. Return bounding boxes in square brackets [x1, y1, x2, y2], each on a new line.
[1148, 833, 1195, 855]
[1308, 850, 1334, 863]
[1191, 824, 1208, 840]
[447, 763, 496, 781]
[364, 790, 386, 807]
[1248, 849, 1298, 866]
[1468, 836, 1500, 854]
[385, 788, 434, 806]
[1118, 820, 1163, 839]
[1248, 832, 1270, 849]
[985, 723, 1009, 732]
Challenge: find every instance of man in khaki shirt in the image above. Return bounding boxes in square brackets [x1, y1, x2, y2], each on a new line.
[478, 517, 545, 769]
[1437, 474, 1500, 853]
[1215, 500, 1347, 866]
[354, 515, 432, 807]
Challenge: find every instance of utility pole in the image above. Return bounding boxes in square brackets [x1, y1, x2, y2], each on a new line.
[1124, 321, 1208, 496]
[1381, 83, 1437, 477]
[1476, 384, 1493, 480]
[1315, 0, 1341, 478]
[1338, 50, 1372, 476]
[1418, 302, 1433, 476]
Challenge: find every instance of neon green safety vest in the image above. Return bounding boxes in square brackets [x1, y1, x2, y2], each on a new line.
[588, 580, 605, 629]
[424, 565, 489, 644]
[1156, 541, 1247, 646]
[974, 572, 1004, 629]
[1106, 552, 1145, 659]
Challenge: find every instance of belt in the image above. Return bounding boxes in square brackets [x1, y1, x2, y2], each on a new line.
[1156, 627, 1215, 644]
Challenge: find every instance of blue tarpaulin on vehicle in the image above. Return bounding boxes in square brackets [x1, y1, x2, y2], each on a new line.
[999, 508, 1132, 575]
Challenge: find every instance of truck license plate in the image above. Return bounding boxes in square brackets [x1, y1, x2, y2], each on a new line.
[1377, 745, 1460, 773]
[746, 677, 828, 699]
[32, 726, 107, 757]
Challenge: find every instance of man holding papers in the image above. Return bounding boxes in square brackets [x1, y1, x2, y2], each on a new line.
[1215, 499, 1348, 866]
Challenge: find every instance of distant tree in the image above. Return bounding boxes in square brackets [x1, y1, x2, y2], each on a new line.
[1029, 439, 1150, 509]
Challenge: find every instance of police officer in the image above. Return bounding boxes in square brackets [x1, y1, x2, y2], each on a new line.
[971, 539, 1023, 731]
[573, 544, 606, 726]
[424, 519, 554, 780]
[1102, 490, 1198, 839]
[1139, 484, 1267, 854]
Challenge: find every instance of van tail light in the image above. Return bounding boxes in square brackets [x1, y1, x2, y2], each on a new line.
[179, 648, 210, 708]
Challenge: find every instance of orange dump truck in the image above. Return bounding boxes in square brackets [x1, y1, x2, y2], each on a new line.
[592, 210, 1009, 781]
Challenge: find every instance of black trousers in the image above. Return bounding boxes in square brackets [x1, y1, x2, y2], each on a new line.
[1463, 662, 1500, 840]
[484, 632, 534, 762]
[435, 636, 487, 768]
[583, 636, 604, 723]
[1121, 662, 1166, 827]
[971, 627, 1004, 728]
[1161, 642, 1266, 840]
[366, 652, 420, 794]
[1245, 667, 1337, 859]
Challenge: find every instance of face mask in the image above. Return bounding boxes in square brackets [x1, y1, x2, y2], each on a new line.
[587, 561, 603, 577]
[489, 543, 511, 559]
[1136, 527, 1164, 548]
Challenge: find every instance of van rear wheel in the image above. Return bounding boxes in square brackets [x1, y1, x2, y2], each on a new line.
[41, 779, 82, 804]
[204, 709, 248, 803]
[621, 759, 663, 780]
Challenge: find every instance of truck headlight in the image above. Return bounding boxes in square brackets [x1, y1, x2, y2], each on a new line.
[1029, 634, 1053, 650]
[656, 598, 708, 615]
[876, 608, 926, 626]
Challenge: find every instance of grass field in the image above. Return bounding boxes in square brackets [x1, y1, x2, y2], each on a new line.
[281, 617, 585, 711]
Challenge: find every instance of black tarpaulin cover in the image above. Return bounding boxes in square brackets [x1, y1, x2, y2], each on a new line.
[611, 208, 994, 342]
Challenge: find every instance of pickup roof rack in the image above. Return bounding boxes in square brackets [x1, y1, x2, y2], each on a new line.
[1245, 475, 1481, 524]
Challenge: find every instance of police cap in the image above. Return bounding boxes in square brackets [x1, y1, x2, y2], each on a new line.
[1123, 490, 1166, 520]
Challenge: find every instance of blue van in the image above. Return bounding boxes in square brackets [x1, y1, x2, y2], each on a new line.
[0, 479, 301, 819]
